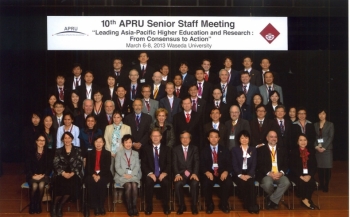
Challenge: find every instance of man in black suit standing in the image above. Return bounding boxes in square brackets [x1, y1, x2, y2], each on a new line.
[111, 57, 129, 86]
[200, 129, 232, 214]
[173, 131, 200, 215]
[126, 69, 142, 101]
[97, 100, 115, 134]
[241, 56, 263, 87]
[52, 101, 65, 131]
[74, 99, 94, 129]
[203, 108, 227, 147]
[201, 59, 219, 85]
[137, 52, 154, 85]
[260, 58, 280, 85]
[272, 105, 292, 150]
[188, 85, 206, 119]
[66, 63, 85, 91]
[173, 98, 202, 149]
[49, 74, 70, 103]
[173, 74, 189, 100]
[214, 69, 237, 107]
[142, 128, 172, 215]
[150, 71, 166, 101]
[257, 130, 290, 210]
[195, 67, 213, 102]
[236, 71, 260, 106]
[76, 70, 99, 102]
[123, 99, 152, 152]
[205, 88, 230, 123]
[250, 105, 274, 149]
[114, 86, 133, 118]
[223, 57, 240, 86]
[179, 62, 196, 88]
[159, 82, 182, 123]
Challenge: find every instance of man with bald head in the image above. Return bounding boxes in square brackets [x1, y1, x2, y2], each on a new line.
[150, 71, 166, 101]
[224, 105, 251, 150]
[97, 100, 115, 133]
[74, 99, 94, 129]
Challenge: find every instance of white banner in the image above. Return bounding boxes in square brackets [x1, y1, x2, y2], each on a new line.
[47, 16, 288, 50]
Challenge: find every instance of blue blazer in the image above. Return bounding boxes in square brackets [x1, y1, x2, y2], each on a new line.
[231, 146, 257, 178]
[236, 84, 260, 106]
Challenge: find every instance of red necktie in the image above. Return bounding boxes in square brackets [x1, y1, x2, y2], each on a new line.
[185, 113, 190, 123]
[176, 88, 180, 98]
[204, 73, 209, 81]
[213, 147, 219, 176]
[184, 147, 190, 177]
[59, 88, 64, 101]
[198, 83, 202, 96]
[243, 85, 247, 95]
[192, 100, 197, 112]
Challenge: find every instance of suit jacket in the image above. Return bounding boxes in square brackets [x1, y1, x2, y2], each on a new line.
[149, 121, 175, 148]
[114, 97, 133, 118]
[114, 148, 141, 185]
[224, 118, 251, 150]
[137, 64, 154, 85]
[101, 86, 118, 103]
[123, 112, 152, 146]
[200, 144, 232, 175]
[26, 148, 52, 182]
[74, 113, 88, 129]
[213, 83, 237, 107]
[205, 101, 230, 123]
[182, 73, 196, 88]
[66, 75, 85, 91]
[173, 111, 202, 148]
[289, 147, 317, 180]
[256, 144, 288, 181]
[141, 143, 172, 178]
[104, 124, 132, 153]
[96, 111, 113, 134]
[261, 71, 281, 86]
[292, 121, 316, 151]
[150, 84, 166, 101]
[249, 118, 274, 147]
[76, 83, 100, 102]
[159, 96, 182, 123]
[231, 146, 257, 177]
[85, 148, 112, 181]
[241, 69, 263, 87]
[314, 121, 334, 150]
[53, 146, 84, 179]
[125, 82, 142, 101]
[110, 69, 129, 87]
[227, 68, 241, 87]
[141, 98, 159, 122]
[206, 70, 220, 85]
[259, 84, 284, 105]
[52, 115, 64, 132]
[197, 81, 213, 102]
[174, 86, 189, 100]
[236, 84, 260, 106]
[238, 104, 252, 121]
[272, 118, 292, 150]
[203, 122, 227, 147]
[172, 145, 199, 177]
[191, 98, 206, 121]
[48, 85, 70, 103]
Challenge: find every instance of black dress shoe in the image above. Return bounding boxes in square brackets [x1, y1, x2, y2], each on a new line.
[206, 204, 214, 214]
[176, 206, 186, 215]
[36, 203, 42, 214]
[99, 207, 106, 215]
[50, 203, 57, 217]
[144, 208, 152, 215]
[268, 200, 278, 210]
[191, 206, 198, 215]
[29, 202, 35, 214]
[248, 204, 259, 214]
[133, 207, 139, 216]
[94, 207, 100, 216]
[163, 206, 171, 215]
[56, 204, 63, 217]
[219, 204, 230, 213]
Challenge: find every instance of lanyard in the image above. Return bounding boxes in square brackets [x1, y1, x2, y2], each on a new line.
[125, 151, 132, 168]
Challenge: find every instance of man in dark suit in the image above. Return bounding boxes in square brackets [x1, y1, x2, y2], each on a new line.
[173, 74, 189, 100]
[123, 99, 152, 151]
[96, 100, 115, 134]
[141, 84, 159, 122]
[101, 75, 118, 103]
[188, 85, 206, 120]
[203, 108, 227, 147]
[223, 56, 240, 86]
[260, 58, 280, 86]
[173, 98, 202, 149]
[159, 82, 182, 123]
[272, 105, 292, 150]
[52, 101, 65, 131]
[76, 70, 99, 102]
[257, 130, 290, 210]
[136, 52, 154, 85]
[201, 59, 219, 86]
[126, 69, 142, 101]
[236, 71, 260, 106]
[224, 105, 251, 150]
[259, 71, 284, 105]
[173, 131, 200, 215]
[200, 129, 232, 214]
[249, 105, 274, 149]
[66, 63, 85, 91]
[195, 67, 213, 102]
[114, 86, 133, 118]
[111, 57, 129, 86]
[179, 62, 196, 88]
[74, 99, 94, 129]
[205, 88, 230, 123]
[142, 129, 172, 215]
[241, 56, 263, 87]
[150, 71, 166, 101]
[214, 69, 237, 107]
[160, 64, 171, 85]
[48, 74, 70, 103]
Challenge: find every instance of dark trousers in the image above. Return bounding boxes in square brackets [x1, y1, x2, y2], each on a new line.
[86, 176, 109, 208]
[233, 176, 257, 209]
[296, 177, 316, 201]
[318, 168, 331, 189]
[144, 176, 170, 209]
[201, 173, 232, 206]
[174, 174, 199, 207]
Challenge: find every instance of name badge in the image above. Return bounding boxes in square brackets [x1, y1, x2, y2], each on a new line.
[116, 83, 119, 86]
[127, 170, 132, 175]
[317, 138, 324, 143]
[213, 163, 218, 168]
[122, 114, 125, 118]
[88, 148, 93, 151]
[229, 135, 235, 140]
[140, 79, 146, 83]
[223, 97, 226, 103]
[272, 162, 277, 167]
[303, 169, 308, 174]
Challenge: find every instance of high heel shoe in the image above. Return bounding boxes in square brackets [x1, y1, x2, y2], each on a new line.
[301, 199, 315, 210]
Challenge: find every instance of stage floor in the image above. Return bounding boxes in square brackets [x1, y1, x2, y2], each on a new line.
[0, 161, 348, 217]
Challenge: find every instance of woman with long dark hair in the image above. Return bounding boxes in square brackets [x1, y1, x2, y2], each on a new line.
[266, 90, 283, 119]
[79, 114, 103, 159]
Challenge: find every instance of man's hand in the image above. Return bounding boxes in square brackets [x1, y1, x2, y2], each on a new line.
[159, 173, 167, 181]
[133, 142, 142, 150]
[190, 174, 199, 181]
[174, 175, 183, 182]
[205, 171, 213, 181]
[220, 171, 228, 181]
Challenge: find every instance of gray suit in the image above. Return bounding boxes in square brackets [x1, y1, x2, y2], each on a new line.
[314, 121, 334, 168]
[141, 98, 159, 122]
[259, 84, 284, 105]
[224, 118, 251, 150]
[114, 148, 142, 186]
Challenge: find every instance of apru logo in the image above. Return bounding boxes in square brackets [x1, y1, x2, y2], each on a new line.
[52, 27, 88, 36]
[260, 23, 280, 44]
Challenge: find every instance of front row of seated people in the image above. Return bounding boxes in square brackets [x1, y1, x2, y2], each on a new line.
[26, 127, 318, 217]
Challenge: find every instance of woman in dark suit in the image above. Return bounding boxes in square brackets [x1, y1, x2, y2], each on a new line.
[314, 109, 334, 192]
[292, 107, 316, 151]
[289, 133, 317, 209]
[43, 94, 57, 117]
[79, 114, 103, 159]
[289, 106, 297, 123]
[85, 136, 112, 216]
[52, 132, 83, 217]
[250, 93, 263, 120]
[26, 133, 52, 214]
[65, 90, 82, 118]
[23, 112, 42, 157]
[149, 108, 175, 148]
[265, 90, 283, 119]
[42, 115, 56, 161]
[231, 130, 259, 214]
[236, 91, 252, 121]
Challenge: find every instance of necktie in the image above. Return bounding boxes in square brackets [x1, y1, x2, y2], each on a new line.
[271, 147, 278, 173]
[243, 85, 247, 95]
[153, 86, 159, 99]
[185, 113, 190, 123]
[192, 100, 197, 112]
[176, 88, 180, 97]
[184, 147, 188, 160]
[142, 66, 146, 77]
[132, 85, 136, 100]
[268, 86, 272, 95]
[58, 118, 61, 125]
[198, 83, 202, 96]
[115, 71, 120, 77]
[280, 121, 285, 136]
[154, 147, 160, 177]
[204, 73, 209, 81]
[135, 115, 140, 131]
[59, 88, 64, 101]
[75, 78, 79, 88]
[213, 147, 218, 176]
[215, 101, 219, 108]
[259, 121, 263, 128]
[184, 147, 190, 177]
[108, 115, 112, 124]
[110, 89, 113, 99]
[213, 124, 218, 130]
[145, 101, 150, 113]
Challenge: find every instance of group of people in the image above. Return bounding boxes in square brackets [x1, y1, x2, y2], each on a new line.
[24, 52, 334, 216]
